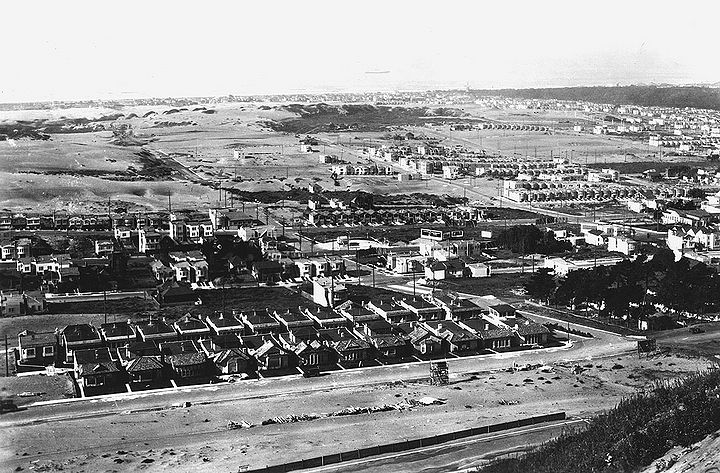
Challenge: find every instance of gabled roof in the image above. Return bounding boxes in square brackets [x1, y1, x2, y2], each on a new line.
[161, 339, 199, 355]
[206, 313, 243, 329]
[426, 321, 478, 343]
[489, 303, 516, 314]
[174, 315, 210, 333]
[409, 327, 442, 344]
[516, 322, 551, 336]
[199, 334, 243, 353]
[254, 340, 286, 358]
[480, 328, 515, 339]
[100, 322, 136, 339]
[18, 330, 57, 347]
[253, 260, 283, 271]
[243, 310, 279, 326]
[212, 348, 251, 365]
[62, 324, 101, 343]
[137, 319, 176, 336]
[125, 356, 163, 372]
[294, 339, 330, 355]
[77, 361, 119, 376]
[334, 337, 371, 352]
[166, 352, 207, 367]
[74, 347, 113, 364]
[370, 333, 407, 349]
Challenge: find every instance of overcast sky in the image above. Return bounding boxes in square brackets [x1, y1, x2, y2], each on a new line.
[2, 0, 719, 102]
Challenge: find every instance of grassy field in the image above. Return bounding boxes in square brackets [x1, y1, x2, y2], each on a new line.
[652, 321, 720, 358]
[434, 273, 531, 301]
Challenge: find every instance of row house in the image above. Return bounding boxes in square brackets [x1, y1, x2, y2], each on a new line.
[167, 251, 209, 284]
[99, 321, 137, 352]
[337, 301, 381, 324]
[94, 239, 114, 257]
[199, 335, 254, 375]
[424, 320, 481, 354]
[661, 209, 714, 227]
[74, 347, 122, 395]
[0, 238, 31, 261]
[241, 309, 283, 334]
[160, 340, 209, 382]
[208, 209, 256, 231]
[460, 318, 515, 350]
[398, 297, 444, 321]
[667, 226, 720, 252]
[169, 218, 214, 244]
[293, 257, 345, 279]
[119, 342, 165, 387]
[138, 228, 162, 253]
[205, 312, 245, 336]
[424, 259, 467, 280]
[16, 330, 59, 369]
[319, 327, 372, 368]
[174, 314, 212, 340]
[60, 324, 103, 364]
[429, 292, 485, 320]
[365, 299, 413, 324]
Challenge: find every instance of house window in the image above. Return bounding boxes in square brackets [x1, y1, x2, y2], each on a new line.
[267, 356, 282, 370]
[43, 346, 54, 357]
[86, 375, 105, 387]
[24, 348, 36, 358]
[132, 372, 154, 383]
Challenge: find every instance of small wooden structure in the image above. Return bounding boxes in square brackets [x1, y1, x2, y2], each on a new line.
[429, 361, 449, 385]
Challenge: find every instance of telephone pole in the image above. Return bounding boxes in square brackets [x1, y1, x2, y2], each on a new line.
[4, 334, 8, 377]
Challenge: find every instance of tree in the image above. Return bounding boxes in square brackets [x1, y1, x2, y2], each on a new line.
[524, 268, 556, 303]
[686, 188, 706, 199]
[68, 236, 96, 258]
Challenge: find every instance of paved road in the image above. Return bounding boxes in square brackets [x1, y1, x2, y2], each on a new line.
[306, 418, 587, 473]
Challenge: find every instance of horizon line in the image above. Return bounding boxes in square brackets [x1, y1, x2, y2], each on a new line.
[1, 81, 718, 107]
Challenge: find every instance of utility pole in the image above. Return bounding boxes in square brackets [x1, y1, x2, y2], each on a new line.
[103, 288, 107, 325]
[412, 263, 416, 297]
[4, 333, 8, 377]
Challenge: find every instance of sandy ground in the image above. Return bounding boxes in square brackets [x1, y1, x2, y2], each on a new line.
[0, 351, 707, 473]
[641, 427, 720, 473]
[1, 102, 703, 214]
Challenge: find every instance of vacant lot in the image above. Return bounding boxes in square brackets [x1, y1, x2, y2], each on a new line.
[1, 350, 707, 473]
[653, 321, 720, 359]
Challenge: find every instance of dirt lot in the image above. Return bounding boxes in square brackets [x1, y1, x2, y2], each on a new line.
[0, 351, 707, 472]
[653, 321, 720, 359]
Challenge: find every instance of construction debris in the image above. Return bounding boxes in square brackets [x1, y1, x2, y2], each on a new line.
[226, 421, 253, 430]
[498, 399, 520, 405]
[243, 398, 448, 428]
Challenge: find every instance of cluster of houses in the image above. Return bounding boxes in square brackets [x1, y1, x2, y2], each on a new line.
[305, 203, 488, 228]
[503, 180, 634, 203]
[14, 292, 552, 396]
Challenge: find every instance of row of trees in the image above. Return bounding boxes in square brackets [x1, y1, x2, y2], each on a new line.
[493, 225, 572, 255]
[524, 249, 720, 317]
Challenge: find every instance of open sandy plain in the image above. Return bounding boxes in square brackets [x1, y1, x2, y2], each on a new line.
[1, 102, 704, 215]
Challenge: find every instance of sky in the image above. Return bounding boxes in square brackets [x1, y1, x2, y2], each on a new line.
[1, 0, 719, 103]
